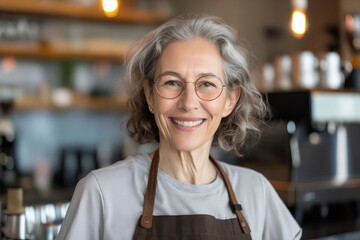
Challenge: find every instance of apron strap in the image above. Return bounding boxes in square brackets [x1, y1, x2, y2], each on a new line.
[140, 149, 251, 235]
[210, 156, 252, 234]
[140, 149, 159, 229]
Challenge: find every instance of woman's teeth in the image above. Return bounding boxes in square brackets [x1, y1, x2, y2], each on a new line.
[173, 119, 203, 127]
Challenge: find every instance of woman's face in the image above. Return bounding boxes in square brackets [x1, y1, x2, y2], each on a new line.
[145, 38, 240, 152]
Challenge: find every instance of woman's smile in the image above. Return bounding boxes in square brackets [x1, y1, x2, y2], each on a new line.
[171, 118, 205, 128]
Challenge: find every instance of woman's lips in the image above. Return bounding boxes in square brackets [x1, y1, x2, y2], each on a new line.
[172, 118, 205, 127]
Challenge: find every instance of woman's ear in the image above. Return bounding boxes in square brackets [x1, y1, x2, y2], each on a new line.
[143, 80, 154, 110]
[222, 86, 240, 118]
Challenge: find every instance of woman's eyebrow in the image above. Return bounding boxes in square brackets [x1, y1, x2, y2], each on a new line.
[197, 72, 218, 78]
[157, 71, 219, 79]
[156, 71, 182, 79]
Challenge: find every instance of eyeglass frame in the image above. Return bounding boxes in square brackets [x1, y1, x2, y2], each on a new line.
[152, 73, 227, 101]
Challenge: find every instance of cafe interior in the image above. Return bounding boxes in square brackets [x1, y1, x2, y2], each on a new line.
[1, 0, 360, 239]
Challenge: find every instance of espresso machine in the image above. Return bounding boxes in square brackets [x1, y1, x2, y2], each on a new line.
[239, 89, 360, 222]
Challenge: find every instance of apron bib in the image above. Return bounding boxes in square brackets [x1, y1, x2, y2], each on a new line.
[133, 150, 252, 240]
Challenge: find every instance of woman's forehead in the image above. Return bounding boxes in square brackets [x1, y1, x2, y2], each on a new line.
[155, 38, 224, 79]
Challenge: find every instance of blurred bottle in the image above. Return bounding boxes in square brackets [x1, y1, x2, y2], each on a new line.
[34, 159, 52, 192]
[274, 55, 292, 90]
[259, 63, 275, 92]
[318, 52, 344, 89]
[292, 51, 319, 89]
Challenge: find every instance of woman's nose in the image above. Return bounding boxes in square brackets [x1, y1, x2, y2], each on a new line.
[177, 83, 199, 111]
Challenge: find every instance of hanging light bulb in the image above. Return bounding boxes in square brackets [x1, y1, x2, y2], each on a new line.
[291, 10, 307, 37]
[101, 0, 120, 18]
[290, 0, 308, 38]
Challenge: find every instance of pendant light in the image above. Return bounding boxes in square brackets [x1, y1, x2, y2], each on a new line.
[290, 0, 308, 38]
[100, 0, 120, 18]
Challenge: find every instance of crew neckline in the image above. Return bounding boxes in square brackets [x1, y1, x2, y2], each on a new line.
[143, 153, 223, 194]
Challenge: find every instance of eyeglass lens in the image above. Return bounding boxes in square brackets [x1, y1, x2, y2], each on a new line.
[155, 75, 225, 101]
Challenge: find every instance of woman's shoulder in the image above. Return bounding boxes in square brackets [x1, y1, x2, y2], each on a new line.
[218, 161, 271, 191]
[95, 153, 150, 173]
[219, 161, 265, 180]
[81, 153, 151, 185]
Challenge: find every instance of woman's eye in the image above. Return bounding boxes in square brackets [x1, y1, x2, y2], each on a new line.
[164, 80, 182, 87]
[198, 81, 217, 88]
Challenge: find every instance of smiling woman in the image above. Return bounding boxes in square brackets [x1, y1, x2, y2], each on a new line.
[57, 14, 302, 240]
[143, 38, 238, 155]
[125, 16, 267, 158]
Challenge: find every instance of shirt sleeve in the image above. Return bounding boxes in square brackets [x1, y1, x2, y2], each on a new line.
[261, 177, 302, 240]
[56, 173, 104, 240]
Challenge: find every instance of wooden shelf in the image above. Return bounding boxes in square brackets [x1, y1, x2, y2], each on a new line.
[14, 95, 128, 111]
[0, 0, 170, 60]
[0, 0, 169, 24]
[0, 38, 130, 60]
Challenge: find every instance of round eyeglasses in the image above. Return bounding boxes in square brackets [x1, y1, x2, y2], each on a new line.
[153, 74, 226, 101]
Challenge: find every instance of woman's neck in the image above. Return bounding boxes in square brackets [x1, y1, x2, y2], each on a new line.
[155, 145, 217, 185]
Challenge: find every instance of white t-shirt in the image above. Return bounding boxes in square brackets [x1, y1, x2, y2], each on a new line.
[57, 154, 302, 240]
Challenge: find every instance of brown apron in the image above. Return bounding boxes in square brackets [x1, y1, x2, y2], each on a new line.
[133, 150, 252, 240]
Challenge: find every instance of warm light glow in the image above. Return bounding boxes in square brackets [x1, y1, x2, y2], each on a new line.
[345, 14, 355, 34]
[101, 0, 119, 18]
[291, 10, 307, 38]
[1, 57, 16, 74]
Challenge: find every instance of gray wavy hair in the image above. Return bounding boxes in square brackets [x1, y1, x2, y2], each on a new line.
[123, 14, 268, 157]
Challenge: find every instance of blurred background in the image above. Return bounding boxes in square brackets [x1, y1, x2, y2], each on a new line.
[1, 0, 360, 239]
